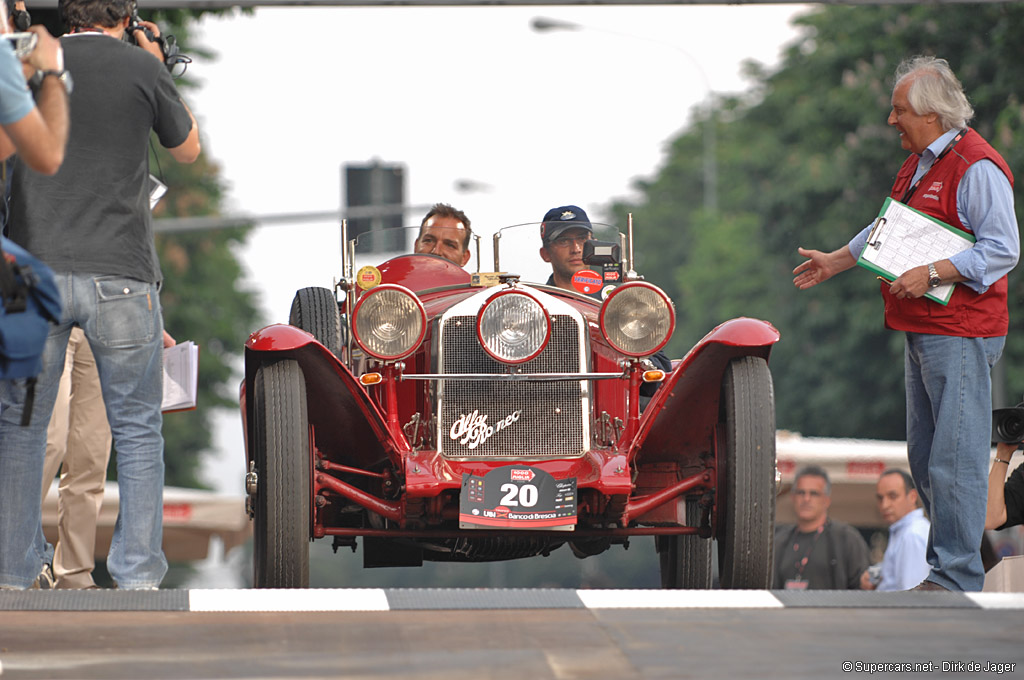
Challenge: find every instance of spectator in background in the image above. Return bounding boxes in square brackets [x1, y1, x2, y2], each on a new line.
[774, 465, 871, 590]
[413, 203, 472, 267]
[793, 56, 1019, 592]
[861, 469, 930, 591]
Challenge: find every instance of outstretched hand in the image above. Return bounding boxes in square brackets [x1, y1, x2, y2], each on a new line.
[793, 247, 831, 290]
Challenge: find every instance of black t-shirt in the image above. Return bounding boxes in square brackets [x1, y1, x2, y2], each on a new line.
[10, 33, 192, 284]
[999, 463, 1024, 529]
[774, 526, 835, 589]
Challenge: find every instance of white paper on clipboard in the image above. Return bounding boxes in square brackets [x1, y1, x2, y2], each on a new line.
[856, 197, 975, 305]
[149, 175, 168, 210]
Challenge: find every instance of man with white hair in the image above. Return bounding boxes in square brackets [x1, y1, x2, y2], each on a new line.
[792, 56, 1019, 592]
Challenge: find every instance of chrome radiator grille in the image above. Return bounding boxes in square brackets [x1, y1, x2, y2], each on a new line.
[438, 315, 586, 459]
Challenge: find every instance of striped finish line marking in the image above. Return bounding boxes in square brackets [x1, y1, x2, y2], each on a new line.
[3, 589, 1024, 612]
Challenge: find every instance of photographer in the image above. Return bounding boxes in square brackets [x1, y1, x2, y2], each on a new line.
[0, 0, 68, 175]
[0, 0, 199, 590]
[985, 441, 1022, 531]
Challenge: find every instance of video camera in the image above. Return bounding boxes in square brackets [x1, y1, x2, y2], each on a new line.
[992, 402, 1024, 445]
[125, 2, 191, 78]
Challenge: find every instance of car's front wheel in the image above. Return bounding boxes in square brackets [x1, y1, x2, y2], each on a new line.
[252, 359, 311, 588]
[716, 356, 775, 589]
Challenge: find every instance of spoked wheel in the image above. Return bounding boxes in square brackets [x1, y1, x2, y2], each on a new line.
[657, 497, 713, 589]
[716, 356, 775, 589]
[289, 286, 342, 357]
[252, 359, 311, 588]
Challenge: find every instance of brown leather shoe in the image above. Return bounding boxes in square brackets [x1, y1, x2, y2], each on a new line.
[910, 580, 950, 592]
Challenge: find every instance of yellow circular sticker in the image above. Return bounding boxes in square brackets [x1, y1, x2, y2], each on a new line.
[356, 265, 382, 291]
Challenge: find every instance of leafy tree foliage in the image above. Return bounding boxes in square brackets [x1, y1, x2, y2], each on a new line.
[611, 4, 1024, 439]
[149, 10, 262, 488]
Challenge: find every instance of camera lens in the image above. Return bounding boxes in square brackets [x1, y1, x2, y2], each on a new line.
[993, 407, 1024, 443]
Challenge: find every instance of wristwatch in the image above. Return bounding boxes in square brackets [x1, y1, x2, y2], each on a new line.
[927, 263, 942, 288]
[36, 69, 73, 95]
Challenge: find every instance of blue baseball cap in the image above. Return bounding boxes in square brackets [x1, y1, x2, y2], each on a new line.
[540, 205, 593, 243]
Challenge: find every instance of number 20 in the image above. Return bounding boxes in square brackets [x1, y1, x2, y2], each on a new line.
[499, 483, 538, 507]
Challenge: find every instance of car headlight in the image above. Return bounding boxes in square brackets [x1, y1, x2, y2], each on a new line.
[352, 284, 426, 361]
[476, 290, 551, 364]
[599, 282, 674, 357]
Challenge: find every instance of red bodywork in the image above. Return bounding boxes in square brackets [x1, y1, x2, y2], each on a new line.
[241, 255, 779, 548]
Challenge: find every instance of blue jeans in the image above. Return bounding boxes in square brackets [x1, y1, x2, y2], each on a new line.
[0, 272, 166, 589]
[905, 332, 1004, 592]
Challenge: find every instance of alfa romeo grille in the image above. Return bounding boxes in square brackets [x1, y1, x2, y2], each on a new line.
[439, 315, 586, 459]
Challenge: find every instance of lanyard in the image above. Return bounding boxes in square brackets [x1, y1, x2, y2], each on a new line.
[900, 129, 966, 204]
[791, 523, 826, 581]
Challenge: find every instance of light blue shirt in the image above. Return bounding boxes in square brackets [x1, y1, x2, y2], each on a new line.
[847, 128, 1020, 294]
[0, 39, 34, 125]
[877, 507, 931, 591]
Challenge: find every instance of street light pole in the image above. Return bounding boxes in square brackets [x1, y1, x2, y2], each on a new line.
[530, 17, 717, 214]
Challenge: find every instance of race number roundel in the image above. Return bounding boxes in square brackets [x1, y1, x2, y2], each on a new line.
[356, 265, 382, 291]
[572, 269, 602, 295]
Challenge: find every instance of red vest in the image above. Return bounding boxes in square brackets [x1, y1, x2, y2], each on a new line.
[882, 128, 1014, 337]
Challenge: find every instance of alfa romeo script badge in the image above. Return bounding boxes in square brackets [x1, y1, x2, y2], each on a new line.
[449, 409, 522, 449]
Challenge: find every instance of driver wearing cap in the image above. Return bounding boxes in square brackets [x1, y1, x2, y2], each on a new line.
[538, 204, 672, 407]
[539, 205, 593, 291]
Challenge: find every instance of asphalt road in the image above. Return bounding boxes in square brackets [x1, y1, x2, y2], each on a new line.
[0, 590, 1021, 679]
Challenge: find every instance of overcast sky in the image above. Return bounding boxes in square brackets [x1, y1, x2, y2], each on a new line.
[186, 4, 811, 493]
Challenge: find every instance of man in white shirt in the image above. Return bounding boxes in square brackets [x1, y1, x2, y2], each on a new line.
[861, 469, 931, 591]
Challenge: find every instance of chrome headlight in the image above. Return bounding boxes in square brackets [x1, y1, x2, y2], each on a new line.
[352, 284, 426, 361]
[476, 290, 551, 364]
[600, 282, 675, 357]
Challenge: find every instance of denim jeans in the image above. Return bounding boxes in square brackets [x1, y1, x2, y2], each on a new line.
[905, 332, 1004, 592]
[0, 272, 166, 589]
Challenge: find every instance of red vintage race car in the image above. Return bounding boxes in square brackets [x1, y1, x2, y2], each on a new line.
[240, 220, 780, 589]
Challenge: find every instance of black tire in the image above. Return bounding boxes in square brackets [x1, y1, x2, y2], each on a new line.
[252, 360, 310, 588]
[289, 287, 342, 357]
[658, 497, 713, 589]
[716, 356, 775, 589]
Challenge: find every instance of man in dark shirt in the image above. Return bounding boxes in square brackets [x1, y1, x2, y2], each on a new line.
[774, 465, 871, 590]
[0, 0, 199, 590]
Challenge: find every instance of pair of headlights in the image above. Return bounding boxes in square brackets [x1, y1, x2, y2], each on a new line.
[351, 282, 675, 363]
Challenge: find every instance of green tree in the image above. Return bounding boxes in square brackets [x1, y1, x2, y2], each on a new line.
[612, 4, 1024, 439]
[149, 9, 261, 489]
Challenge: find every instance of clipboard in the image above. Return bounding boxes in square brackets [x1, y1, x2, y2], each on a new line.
[162, 341, 199, 412]
[856, 197, 975, 305]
